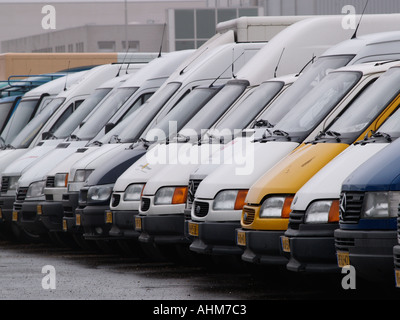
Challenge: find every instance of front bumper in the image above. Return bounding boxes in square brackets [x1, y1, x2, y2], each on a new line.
[37, 201, 65, 232]
[61, 191, 81, 233]
[188, 220, 243, 255]
[78, 205, 111, 240]
[236, 228, 288, 265]
[15, 200, 48, 235]
[0, 195, 16, 223]
[334, 228, 397, 281]
[284, 223, 340, 273]
[136, 214, 188, 244]
[108, 210, 140, 239]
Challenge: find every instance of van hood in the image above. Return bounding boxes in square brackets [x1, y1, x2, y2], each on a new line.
[2, 141, 86, 177]
[292, 143, 390, 211]
[82, 143, 148, 186]
[69, 143, 123, 181]
[245, 143, 349, 205]
[195, 141, 299, 200]
[17, 141, 88, 187]
[342, 137, 400, 192]
[141, 141, 239, 195]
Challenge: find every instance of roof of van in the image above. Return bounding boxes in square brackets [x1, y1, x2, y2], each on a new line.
[21, 70, 88, 98]
[119, 50, 195, 88]
[322, 30, 400, 56]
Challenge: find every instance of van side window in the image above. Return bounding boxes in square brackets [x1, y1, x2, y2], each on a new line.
[49, 99, 84, 133]
[118, 92, 154, 123]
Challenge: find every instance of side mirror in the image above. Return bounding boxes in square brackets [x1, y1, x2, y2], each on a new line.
[42, 131, 51, 140]
[105, 123, 115, 134]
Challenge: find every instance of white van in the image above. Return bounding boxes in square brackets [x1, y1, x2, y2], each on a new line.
[10, 41, 264, 244]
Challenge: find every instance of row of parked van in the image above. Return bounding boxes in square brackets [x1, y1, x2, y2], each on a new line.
[2, 14, 400, 289]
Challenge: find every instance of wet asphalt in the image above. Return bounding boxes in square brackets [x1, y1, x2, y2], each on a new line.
[0, 237, 399, 301]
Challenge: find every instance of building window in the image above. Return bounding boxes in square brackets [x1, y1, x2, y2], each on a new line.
[122, 41, 140, 52]
[97, 41, 115, 52]
[173, 7, 259, 51]
[55, 45, 65, 52]
[75, 42, 84, 52]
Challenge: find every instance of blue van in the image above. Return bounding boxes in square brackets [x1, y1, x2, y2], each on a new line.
[334, 135, 400, 283]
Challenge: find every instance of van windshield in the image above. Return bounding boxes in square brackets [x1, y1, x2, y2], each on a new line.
[0, 98, 39, 145]
[144, 86, 221, 144]
[70, 86, 138, 141]
[52, 87, 112, 139]
[98, 82, 181, 144]
[363, 68, 400, 140]
[202, 81, 285, 143]
[321, 67, 400, 142]
[266, 70, 362, 142]
[8, 97, 65, 149]
[177, 81, 248, 142]
[255, 55, 354, 138]
[0, 99, 16, 131]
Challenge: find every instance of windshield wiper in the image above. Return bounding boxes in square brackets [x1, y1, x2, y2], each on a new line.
[253, 119, 274, 128]
[176, 133, 190, 142]
[69, 134, 81, 141]
[325, 130, 341, 142]
[89, 140, 103, 146]
[371, 131, 392, 142]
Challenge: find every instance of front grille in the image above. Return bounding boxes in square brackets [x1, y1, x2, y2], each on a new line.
[141, 197, 150, 211]
[186, 179, 202, 208]
[334, 237, 355, 250]
[288, 210, 305, 230]
[339, 192, 365, 223]
[1, 176, 9, 192]
[394, 251, 400, 268]
[13, 203, 22, 211]
[242, 207, 255, 225]
[46, 176, 55, 188]
[397, 203, 400, 241]
[16, 187, 28, 201]
[78, 189, 88, 205]
[193, 201, 209, 218]
[111, 194, 120, 207]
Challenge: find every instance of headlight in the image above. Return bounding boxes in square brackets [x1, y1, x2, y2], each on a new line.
[154, 186, 188, 205]
[7, 176, 20, 191]
[259, 195, 293, 218]
[362, 191, 400, 218]
[87, 184, 114, 202]
[123, 184, 145, 201]
[305, 200, 339, 223]
[213, 190, 248, 210]
[26, 180, 46, 198]
[54, 173, 68, 187]
[74, 169, 93, 182]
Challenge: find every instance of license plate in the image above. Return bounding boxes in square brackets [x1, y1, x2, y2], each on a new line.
[188, 222, 198, 237]
[75, 214, 81, 226]
[395, 270, 400, 288]
[337, 251, 350, 267]
[62, 219, 67, 231]
[12, 211, 18, 222]
[281, 236, 290, 253]
[237, 230, 246, 246]
[105, 211, 112, 224]
[37, 205, 42, 215]
[135, 217, 142, 230]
